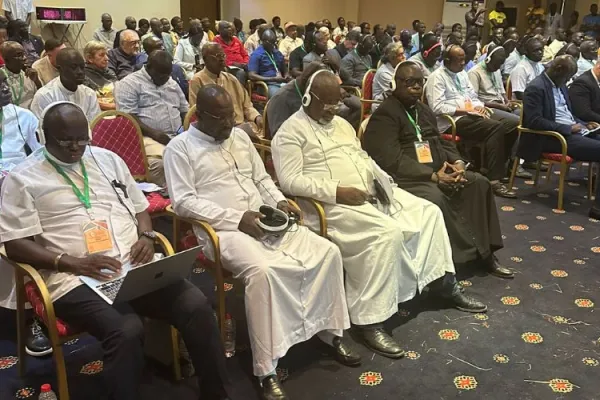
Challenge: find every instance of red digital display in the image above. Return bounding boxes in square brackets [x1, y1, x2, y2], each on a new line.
[63, 8, 86, 21]
[36, 7, 86, 22]
[37, 7, 62, 21]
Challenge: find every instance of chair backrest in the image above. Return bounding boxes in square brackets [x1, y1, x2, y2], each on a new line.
[90, 111, 148, 180]
[184, 105, 197, 131]
[506, 76, 512, 100]
[362, 69, 377, 102]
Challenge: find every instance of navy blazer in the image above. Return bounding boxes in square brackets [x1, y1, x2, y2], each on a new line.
[519, 73, 585, 161]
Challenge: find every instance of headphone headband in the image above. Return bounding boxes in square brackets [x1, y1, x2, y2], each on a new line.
[423, 42, 442, 58]
[390, 60, 418, 91]
[485, 45, 504, 63]
[39, 101, 91, 145]
[302, 69, 335, 107]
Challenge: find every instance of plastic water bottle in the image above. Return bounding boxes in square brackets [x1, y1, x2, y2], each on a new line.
[224, 313, 236, 358]
[38, 384, 58, 400]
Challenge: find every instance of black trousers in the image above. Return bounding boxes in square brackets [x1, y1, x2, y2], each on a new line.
[454, 113, 518, 181]
[543, 133, 600, 207]
[54, 280, 232, 400]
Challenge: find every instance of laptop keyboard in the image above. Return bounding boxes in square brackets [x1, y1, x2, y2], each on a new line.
[97, 277, 125, 302]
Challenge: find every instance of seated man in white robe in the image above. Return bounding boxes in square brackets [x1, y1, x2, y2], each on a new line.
[271, 70, 487, 360]
[0, 72, 47, 356]
[164, 84, 358, 400]
[30, 48, 101, 123]
[0, 102, 235, 400]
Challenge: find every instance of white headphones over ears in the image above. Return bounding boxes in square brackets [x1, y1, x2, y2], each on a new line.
[39, 101, 93, 145]
[302, 69, 335, 107]
[485, 45, 504, 64]
[390, 60, 417, 91]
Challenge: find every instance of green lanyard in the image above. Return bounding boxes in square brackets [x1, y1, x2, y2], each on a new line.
[294, 80, 302, 99]
[354, 50, 371, 69]
[265, 51, 280, 73]
[405, 108, 422, 142]
[300, 45, 306, 53]
[44, 150, 91, 209]
[1, 68, 24, 105]
[445, 69, 465, 95]
[482, 64, 502, 96]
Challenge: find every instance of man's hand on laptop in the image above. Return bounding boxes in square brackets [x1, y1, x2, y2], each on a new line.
[60, 255, 122, 281]
[130, 238, 155, 266]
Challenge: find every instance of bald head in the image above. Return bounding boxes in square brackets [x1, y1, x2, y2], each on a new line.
[445, 45, 466, 73]
[142, 35, 164, 54]
[146, 50, 173, 87]
[202, 42, 226, 74]
[195, 84, 234, 141]
[546, 55, 577, 86]
[261, 29, 277, 53]
[580, 39, 599, 61]
[43, 103, 90, 164]
[125, 16, 136, 30]
[297, 62, 327, 92]
[150, 18, 162, 34]
[101, 13, 112, 30]
[304, 71, 341, 124]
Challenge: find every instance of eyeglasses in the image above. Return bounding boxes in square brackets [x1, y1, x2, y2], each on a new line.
[50, 136, 90, 147]
[310, 92, 341, 112]
[124, 40, 141, 46]
[207, 53, 227, 60]
[399, 78, 424, 88]
[201, 110, 235, 123]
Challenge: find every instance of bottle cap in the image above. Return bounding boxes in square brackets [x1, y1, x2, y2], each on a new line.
[41, 384, 52, 392]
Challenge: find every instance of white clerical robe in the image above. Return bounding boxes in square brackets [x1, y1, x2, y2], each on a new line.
[272, 109, 455, 326]
[163, 126, 350, 377]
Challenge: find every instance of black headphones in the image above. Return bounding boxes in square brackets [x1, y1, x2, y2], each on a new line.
[443, 44, 460, 62]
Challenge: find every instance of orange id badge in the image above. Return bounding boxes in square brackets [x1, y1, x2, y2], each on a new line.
[414, 141, 433, 163]
[82, 220, 114, 254]
[464, 97, 473, 111]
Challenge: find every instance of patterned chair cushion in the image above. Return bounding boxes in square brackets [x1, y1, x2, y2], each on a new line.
[542, 153, 574, 163]
[441, 134, 462, 142]
[362, 71, 376, 115]
[25, 282, 72, 336]
[92, 115, 147, 177]
[145, 192, 171, 214]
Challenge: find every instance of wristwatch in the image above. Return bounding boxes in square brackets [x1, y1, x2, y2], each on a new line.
[140, 231, 157, 241]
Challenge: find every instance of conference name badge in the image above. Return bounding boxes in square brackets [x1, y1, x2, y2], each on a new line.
[414, 141, 433, 164]
[82, 220, 114, 254]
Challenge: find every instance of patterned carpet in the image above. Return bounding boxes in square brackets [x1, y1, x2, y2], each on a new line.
[1, 168, 600, 400]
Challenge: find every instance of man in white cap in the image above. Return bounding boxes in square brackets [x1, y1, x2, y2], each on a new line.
[278, 22, 304, 61]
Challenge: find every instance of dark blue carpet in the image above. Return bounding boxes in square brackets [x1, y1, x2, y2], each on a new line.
[1, 169, 599, 400]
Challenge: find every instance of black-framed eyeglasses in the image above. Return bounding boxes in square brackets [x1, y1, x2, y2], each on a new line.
[399, 78, 424, 88]
[50, 135, 90, 148]
[201, 110, 235, 123]
[207, 53, 227, 60]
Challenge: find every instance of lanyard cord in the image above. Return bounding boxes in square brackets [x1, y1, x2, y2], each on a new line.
[265, 50, 280, 73]
[44, 150, 91, 209]
[354, 49, 371, 69]
[405, 107, 422, 142]
[294, 80, 302, 99]
[1, 68, 24, 105]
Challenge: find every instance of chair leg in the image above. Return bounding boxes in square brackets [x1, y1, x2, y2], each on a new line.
[170, 326, 182, 381]
[15, 272, 27, 377]
[214, 270, 226, 344]
[508, 157, 520, 190]
[53, 345, 70, 400]
[533, 160, 542, 187]
[558, 161, 568, 210]
[587, 162, 595, 200]
[172, 215, 179, 252]
[544, 162, 553, 182]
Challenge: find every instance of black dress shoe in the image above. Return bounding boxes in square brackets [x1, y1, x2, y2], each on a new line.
[331, 336, 362, 366]
[451, 293, 488, 313]
[262, 375, 288, 400]
[25, 318, 52, 357]
[357, 327, 404, 359]
[589, 206, 600, 220]
[492, 182, 517, 199]
[522, 161, 548, 172]
[487, 255, 514, 279]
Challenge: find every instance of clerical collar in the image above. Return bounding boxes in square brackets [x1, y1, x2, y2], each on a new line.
[44, 146, 86, 168]
[189, 124, 231, 144]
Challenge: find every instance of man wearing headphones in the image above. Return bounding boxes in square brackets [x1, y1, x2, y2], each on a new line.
[340, 34, 375, 86]
[273, 69, 487, 362]
[468, 44, 532, 179]
[575, 39, 599, 80]
[408, 33, 442, 80]
[165, 84, 359, 400]
[0, 101, 236, 400]
[501, 32, 520, 79]
[364, 61, 515, 282]
[426, 44, 518, 198]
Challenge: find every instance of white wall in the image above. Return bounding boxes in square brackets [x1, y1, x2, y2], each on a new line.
[238, 0, 359, 27]
[29, 0, 180, 49]
[221, 0, 241, 22]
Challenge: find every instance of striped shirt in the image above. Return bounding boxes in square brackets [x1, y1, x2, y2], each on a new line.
[114, 67, 188, 135]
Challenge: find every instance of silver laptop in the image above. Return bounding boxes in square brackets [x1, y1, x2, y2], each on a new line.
[80, 246, 202, 304]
